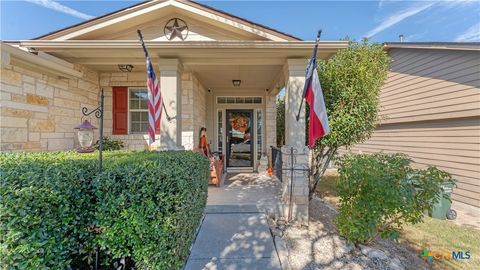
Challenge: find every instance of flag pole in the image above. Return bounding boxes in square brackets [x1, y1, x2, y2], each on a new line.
[295, 30, 322, 122]
[136, 29, 173, 122]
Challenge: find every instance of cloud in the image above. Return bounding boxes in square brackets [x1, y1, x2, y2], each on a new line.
[365, 2, 435, 38]
[378, 0, 385, 8]
[455, 22, 480, 41]
[404, 31, 426, 42]
[441, 0, 478, 8]
[25, 0, 94, 20]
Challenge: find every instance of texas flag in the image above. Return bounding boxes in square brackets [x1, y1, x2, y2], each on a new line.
[302, 41, 330, 148]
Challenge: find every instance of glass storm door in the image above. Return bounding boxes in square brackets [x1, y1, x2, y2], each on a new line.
[226, 110, 254, 167]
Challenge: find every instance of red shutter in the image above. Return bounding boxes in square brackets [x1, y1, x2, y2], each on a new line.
[112, 87, 128, 135]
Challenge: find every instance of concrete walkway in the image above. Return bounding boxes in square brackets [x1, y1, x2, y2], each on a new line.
[185, 173, 283, 270]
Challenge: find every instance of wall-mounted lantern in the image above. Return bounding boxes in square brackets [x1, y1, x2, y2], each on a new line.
[74, 119, 97, 153]
[118, 64, 133, 72]
[232, 79, 241, 87]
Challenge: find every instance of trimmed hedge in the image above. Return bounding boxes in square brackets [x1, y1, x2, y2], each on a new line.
[0, 151, 209, 269]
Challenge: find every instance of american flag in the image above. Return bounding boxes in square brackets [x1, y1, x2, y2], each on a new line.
[138, 30, 161, 145]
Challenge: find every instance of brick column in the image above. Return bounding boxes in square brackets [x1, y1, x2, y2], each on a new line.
[280, 145, 309, 225]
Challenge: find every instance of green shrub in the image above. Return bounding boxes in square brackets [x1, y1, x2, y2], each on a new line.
[0, 152, 98, 269]
[309, 40, 390, 199]
[94, 151, 209, 269]
[94, 136, 124, 151]
[0, 150, 209, 269]
[335, 153, 454, 244]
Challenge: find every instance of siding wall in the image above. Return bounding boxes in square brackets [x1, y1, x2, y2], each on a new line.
[347, 48, 480, 208]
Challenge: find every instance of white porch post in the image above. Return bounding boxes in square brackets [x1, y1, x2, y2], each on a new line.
[280, 58, 309, 225]
[284, 59, 307, 148]
[158, 59, 183, 150]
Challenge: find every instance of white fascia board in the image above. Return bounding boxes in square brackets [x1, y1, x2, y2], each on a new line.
[53, 1, 171, 41]
[171, 1, 288, 41]
[47, 0, 293, 42]
[1, 43, 82, 78]
[15, 40, 349, 50]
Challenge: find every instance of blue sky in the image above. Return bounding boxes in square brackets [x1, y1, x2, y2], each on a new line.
[1, 0, 479, 42]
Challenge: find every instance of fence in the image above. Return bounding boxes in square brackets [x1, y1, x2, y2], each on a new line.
[271, 146, 283, 182]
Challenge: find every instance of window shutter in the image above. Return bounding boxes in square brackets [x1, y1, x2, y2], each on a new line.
[112, 87, 128, 135]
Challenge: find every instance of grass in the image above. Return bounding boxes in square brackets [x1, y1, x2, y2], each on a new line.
[315, 173, 480, 270]
[400, 215, 480, 270]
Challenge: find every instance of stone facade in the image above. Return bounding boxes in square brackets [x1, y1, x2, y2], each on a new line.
[265, 94, 277, 152]
[1, 61, 100, 152]
[99, 72, 162, 150]
[280, 145, 309, 226]
[181, 72, 206, 150]
[1, 59, 273, 155]
[99, 71, 206, 150]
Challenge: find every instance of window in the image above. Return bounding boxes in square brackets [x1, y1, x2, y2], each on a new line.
[256, 109, 263, 160]
[217, 110, 223, 152]
[217, 96, 263, 104]
[129, 88, 149, 133]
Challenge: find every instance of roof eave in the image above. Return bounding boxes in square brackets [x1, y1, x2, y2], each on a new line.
[10, 40, 349, 50]
[32, 0, 302, 42]
[383, 42, 480, 51]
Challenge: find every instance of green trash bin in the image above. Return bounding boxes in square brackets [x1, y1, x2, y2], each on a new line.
[430, 182, 456, 220]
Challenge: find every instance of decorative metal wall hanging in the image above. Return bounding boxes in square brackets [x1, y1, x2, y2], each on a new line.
[164, 18, 188, 40]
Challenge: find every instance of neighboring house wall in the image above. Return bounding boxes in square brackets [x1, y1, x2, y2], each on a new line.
[347, 48, 480, 208]
[1, 60, 99, 152]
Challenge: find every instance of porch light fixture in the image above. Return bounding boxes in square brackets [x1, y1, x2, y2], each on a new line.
[118, 64, 133, 72]
[74, 119, 97, 153]
[232, 80, 241, 87]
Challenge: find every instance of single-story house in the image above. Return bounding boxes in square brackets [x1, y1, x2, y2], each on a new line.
[346, 42, 480, 209]
[1, 1, 478, 210]
[0, 0, 347, 172]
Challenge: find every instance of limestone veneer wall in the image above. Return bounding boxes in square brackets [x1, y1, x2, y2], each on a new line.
[99, 72, 160, 150]
[181, 72, 206, 150]
[99, 71, 206, 150]
[265, 94, 277, 153]
[1, 62, 99, 152]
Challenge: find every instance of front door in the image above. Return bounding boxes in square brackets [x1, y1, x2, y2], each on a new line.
[226, 110, 254, 167]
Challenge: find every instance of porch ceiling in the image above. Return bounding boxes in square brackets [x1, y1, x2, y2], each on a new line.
[191, 64, 283, 92]
[8, 40, 348, 73]
[6, 40, 347, 91]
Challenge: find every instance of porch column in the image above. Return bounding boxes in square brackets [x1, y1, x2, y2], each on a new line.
[280, 58, 309, 226]
[283, 59, 308, 148]
[158, 59, 183, 150]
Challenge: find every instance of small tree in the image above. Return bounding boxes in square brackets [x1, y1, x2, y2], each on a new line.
[309, 40, 390, 199]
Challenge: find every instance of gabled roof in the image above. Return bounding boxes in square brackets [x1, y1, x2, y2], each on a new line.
[34, 0, 301, 41]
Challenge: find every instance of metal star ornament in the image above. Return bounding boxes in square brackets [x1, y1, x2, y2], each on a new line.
[164, 18, 188, 40]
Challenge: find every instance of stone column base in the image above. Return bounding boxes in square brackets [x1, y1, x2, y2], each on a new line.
[280, 145, 309, 226]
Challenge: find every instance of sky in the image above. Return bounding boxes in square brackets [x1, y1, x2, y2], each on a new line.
[1, 0, 479, 42]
